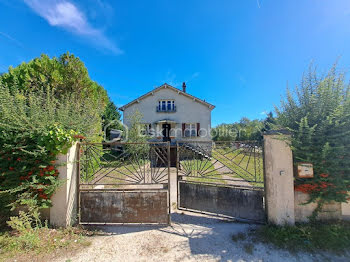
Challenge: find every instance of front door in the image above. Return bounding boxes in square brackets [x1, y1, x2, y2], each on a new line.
[162, 124, 171, 142]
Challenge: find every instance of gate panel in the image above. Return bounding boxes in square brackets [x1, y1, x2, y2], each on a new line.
[177, 141, 266, 222]
[179, 182, 265, 222]
[78, 142, 170, 224]
[80, 190, 169, 224]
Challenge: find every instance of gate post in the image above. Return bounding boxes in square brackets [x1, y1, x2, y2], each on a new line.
[263, 131, 295, 225]
[50, 143, 79, 227]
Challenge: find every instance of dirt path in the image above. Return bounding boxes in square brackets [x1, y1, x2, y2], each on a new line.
[52, 212, 347, 262]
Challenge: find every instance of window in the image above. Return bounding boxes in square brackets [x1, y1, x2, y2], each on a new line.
[184, 123, 196, 137]
[157, 100, 175, 112]
[167, 101, 171, 110]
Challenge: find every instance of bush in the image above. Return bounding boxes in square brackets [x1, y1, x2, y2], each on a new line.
[0, 86, 85, 220]
[276, 64, 350, 206]
[0, 53, 119, 223]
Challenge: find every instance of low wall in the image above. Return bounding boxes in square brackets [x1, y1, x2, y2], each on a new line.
[294, 191, 342, 222]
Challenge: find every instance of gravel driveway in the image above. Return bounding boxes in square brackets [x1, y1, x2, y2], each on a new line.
[54, 212, 349, 262]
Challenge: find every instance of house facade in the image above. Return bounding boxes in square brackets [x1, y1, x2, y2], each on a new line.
[120, 83, 215, 143]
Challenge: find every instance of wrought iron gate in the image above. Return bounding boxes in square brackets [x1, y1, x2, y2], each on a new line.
[78, 141, 171, 225]
[177, 141, 266, 222]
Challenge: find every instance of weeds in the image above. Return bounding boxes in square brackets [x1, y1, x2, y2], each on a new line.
[243, 243, 254, 254]
[0, 204, 92, 261]
[251, 222, 350, 254]
[231, 232, 246, 242]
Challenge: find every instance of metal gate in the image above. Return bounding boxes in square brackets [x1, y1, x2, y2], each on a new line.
[177, 141, 265, 223]
[78, 141, 171, 225]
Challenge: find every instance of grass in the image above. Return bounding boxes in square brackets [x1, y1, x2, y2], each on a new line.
[82, 159, 169, 187]
[0, 226, 92, 262]
[250, 221, 350, 254]
[96, 161, 151, 185]
[213, 147, 264, 188]
[180, 158, 225, 184]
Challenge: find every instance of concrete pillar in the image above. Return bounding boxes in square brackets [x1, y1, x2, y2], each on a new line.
[50, 143, 79, 227]
[169, 169, 178, 212]
[263, 131, 295, 225]
[342, 201, 350, 221]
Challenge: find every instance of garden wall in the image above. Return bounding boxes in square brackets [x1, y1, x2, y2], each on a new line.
[294, 191, 342, 222]
[263, 132, 349, 225]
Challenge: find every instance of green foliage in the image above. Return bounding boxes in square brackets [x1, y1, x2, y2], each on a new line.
[0, 52, 111, 221]
[212, 117, 264, 141]
[102, 99, 122, 139]
[125, 110, 150, 156]
[0, 206, 91, 261]
[261, 112, 276, 132]
[252, 222, 350, 254]
[6, 201, 43, 232]
[0, 52, 108, 109]
[0, 119, 77, 218]
[0, 53, 109, 139]
[276, 63, 350, 204]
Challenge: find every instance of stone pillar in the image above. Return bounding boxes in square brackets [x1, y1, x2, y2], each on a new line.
[263, 131, 295, 225]
[50, 143, 79, 227]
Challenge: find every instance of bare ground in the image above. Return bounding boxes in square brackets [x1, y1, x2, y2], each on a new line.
[52, 212, 349, 262]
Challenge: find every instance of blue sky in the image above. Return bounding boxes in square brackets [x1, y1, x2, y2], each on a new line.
[1, 0, 350, 126]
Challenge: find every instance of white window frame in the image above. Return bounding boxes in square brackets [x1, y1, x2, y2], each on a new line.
[158, 99, 175, 111]
[184, 123, 197, 137]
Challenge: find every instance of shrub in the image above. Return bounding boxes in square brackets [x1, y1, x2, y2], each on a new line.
[276, 64, 350, 208]
[0, 86, 84, 220]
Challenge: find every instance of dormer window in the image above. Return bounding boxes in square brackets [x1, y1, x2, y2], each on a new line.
[157, 100, 176, 112]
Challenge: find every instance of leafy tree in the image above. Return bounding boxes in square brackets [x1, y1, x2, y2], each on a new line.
[102, 100, 122, 139]
[276, 63, 350, 207]
[212, 117, 264, 141]
[0, 52, 115, 140]
[124, 110, 150, 157]
[261, 112, 276, 132]
[0, 53, 117, 221]
[0, 52, 108, 107]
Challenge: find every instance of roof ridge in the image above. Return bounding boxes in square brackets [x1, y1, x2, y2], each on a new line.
[119, 83, 215, 111]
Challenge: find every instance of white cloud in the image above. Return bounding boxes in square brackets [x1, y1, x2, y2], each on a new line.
[23, 0, 122, 54]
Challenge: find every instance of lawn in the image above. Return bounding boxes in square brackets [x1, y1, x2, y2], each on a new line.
[80, 145, 170, 186]
[213, 146, 264, 187]
[178, 158, 226, 184]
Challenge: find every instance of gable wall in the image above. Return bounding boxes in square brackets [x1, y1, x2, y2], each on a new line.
[123, 88, 212, 141]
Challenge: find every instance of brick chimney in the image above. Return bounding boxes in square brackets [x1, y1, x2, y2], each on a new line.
[182, 82, 186, 93]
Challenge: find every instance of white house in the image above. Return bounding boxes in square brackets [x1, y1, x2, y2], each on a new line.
[120, 83, 215, 143]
